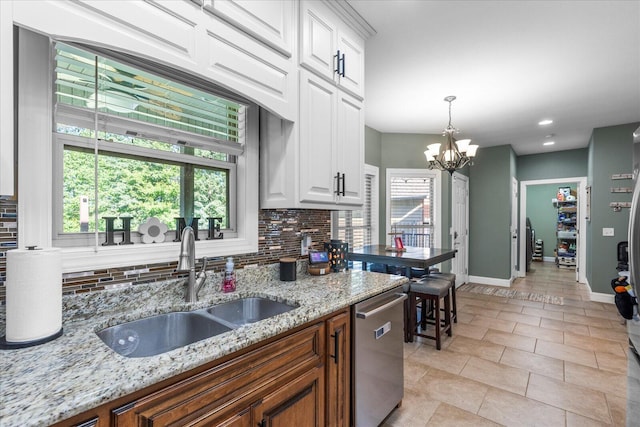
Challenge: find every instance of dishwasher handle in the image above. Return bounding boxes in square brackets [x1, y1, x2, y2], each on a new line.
[356, 293, 408, 319]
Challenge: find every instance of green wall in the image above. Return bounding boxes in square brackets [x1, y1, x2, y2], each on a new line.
[468, 145, 513, 280]
[517, 149, 588, 181]
[527, 183, 576, 258]
[364, 126, 382, 167]
[587, 122, 638, 294]
[364, 122, 640, 294]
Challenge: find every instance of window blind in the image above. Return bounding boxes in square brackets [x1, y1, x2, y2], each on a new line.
[333, 172, 374, 250]
[389, 176, 434, 247]
[54, 43, 245, 154]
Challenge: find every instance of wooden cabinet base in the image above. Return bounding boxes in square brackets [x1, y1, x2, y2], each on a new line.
[54, 309, 350, 427]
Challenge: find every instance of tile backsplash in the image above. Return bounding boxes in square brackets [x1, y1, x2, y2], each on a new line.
[0, 204, 331, 304]
[0, 198, 18, 303]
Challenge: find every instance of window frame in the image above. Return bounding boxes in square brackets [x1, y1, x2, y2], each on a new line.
[52, 132, 238, 247]
[385, 168, 441, 248]
[18, 28, 258, 273]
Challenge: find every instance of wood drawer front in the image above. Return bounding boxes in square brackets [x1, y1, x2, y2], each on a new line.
[112, 323, 324, 426]
[255, 366, 325, 427]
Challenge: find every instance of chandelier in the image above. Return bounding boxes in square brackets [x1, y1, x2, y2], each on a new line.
[424, 96, 478, 175]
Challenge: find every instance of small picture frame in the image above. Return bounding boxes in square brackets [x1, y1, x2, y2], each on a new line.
[394, 236, 404, 250]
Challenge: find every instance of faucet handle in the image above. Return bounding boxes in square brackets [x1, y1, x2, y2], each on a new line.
[199, 256, 208, 274]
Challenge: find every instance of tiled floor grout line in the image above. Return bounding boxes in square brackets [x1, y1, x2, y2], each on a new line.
[384, 261, 626, 426]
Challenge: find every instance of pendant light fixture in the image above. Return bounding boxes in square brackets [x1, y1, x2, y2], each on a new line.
[424, 96, 478, 175]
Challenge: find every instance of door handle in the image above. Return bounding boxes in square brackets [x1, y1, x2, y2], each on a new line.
[330, 329, 340, 364]
[356, 293, 407, 319]
[334, 50, 345, 77]
[335, 173, 346, 196]
[334, 50, 342, 75]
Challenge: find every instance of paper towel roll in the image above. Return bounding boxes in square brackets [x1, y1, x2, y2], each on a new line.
[6, 247, 62, 343]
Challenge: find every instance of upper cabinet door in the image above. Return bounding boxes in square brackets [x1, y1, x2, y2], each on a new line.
[300, 1, 364, 99]
[300, 1, 338, 82]
[336, 91, 364, 206]
[0, 0, 14, 195]
[203, 0, 294, 57]
[336, 29, 364, 99]
[299, 70, 338, 204]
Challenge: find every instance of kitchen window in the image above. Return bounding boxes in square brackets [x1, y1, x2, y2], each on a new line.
[17, 28, 258, 270]
[386, 169, 441, 248]
[52, 43, 244, 246]
[332, 165, 379, 250]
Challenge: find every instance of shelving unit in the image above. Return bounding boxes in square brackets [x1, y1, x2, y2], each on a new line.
[533, 239, 543, 262]
[554, 197, 577, 269]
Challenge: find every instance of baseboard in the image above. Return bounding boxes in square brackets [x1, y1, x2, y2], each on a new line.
[468, 275, 511, 288]
[543, 256, 555, 263]
[581, 280, 614, 304]
[590, 292, 615, 304]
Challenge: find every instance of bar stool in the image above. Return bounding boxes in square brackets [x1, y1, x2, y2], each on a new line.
[427, 270, 457, 324]
[407, 276, 453, 350]
[410, 268, 457, 324]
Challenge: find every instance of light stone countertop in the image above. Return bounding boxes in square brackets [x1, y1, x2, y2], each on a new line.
[0, 264, 408, 427]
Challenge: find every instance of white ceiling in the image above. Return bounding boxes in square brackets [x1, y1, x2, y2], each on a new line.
[348, 0, 640, 155]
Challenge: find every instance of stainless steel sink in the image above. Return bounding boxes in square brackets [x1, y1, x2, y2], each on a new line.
[206, 297, 298, 327]
[97, 311, 232, 358]
[97, 297, 298, 357]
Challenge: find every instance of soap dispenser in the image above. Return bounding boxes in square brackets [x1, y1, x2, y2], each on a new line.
[221, 257, 236, 293]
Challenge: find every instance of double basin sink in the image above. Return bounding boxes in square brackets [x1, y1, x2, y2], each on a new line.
[97, 297, 298, 358]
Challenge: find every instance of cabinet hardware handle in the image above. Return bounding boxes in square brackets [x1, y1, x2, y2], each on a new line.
[258, 420, 266, 427]
[334, 50, 345, 77]
[330, 329, 340, 364]
[341, 173, 346, 196]
[334, 173, 342, 195]
[340, 53, 345, 77]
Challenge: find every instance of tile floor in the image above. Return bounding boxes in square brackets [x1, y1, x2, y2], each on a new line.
[382, 262, 628, 426]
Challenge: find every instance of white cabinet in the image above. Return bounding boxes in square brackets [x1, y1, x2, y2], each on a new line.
[299, 70, 338, 204]
[260, 1, 370, 210]
[336, 86, 365, 204]
[202, 0, 294, 57]
[10, 0, 297, 121]
[0, 0, 14, 195]
[299, 71, 363, 205]
[300, 0, 364, 99]
[260, 70, 363, 209]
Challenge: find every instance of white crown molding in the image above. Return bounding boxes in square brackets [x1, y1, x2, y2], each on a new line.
[323, 0, 376, 39]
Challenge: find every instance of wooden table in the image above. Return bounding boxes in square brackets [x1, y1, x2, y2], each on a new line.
[347, 245, 457, 277]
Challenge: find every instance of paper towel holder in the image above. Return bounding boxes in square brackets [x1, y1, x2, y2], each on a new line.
[0, 328, 63, 349]
[0, 245, 64, 349]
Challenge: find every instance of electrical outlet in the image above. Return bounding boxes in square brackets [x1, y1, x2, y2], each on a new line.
[301, 234, 311, 255]
[602, 227, 615, 237]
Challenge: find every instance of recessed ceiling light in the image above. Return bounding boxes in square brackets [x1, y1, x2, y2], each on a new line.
[538, 119, 553, 126]
[543, 141, 555, 146]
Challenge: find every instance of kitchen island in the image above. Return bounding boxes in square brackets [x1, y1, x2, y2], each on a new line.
[0, 265, 408, 426]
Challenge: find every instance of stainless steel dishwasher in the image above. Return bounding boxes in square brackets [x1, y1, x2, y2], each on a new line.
[353, 286, 407, 427]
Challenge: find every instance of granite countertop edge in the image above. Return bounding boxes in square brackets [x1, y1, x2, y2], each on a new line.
[0, 267, 408, 427]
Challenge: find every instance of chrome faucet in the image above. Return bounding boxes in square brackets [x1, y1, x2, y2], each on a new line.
[177, 226, 207, 303]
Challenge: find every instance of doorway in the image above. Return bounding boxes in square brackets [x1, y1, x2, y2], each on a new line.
[518, 177, 587, 283]
[451, 172, 469, 287]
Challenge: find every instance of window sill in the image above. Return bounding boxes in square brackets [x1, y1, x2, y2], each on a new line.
[60, 236, 258, 273]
